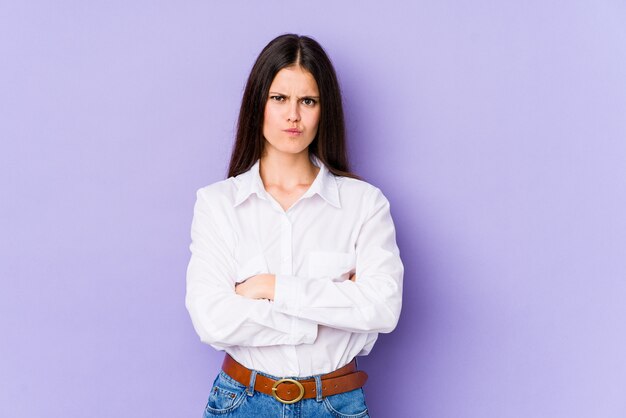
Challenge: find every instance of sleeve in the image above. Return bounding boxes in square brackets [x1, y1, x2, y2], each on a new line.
[272, 187, 404, 334]
[185, 188, 318, 349]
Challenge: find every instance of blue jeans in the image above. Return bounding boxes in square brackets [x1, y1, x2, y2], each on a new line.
[202, 369, 370, 418]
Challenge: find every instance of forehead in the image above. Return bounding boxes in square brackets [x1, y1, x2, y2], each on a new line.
[269, 66, 319, 94]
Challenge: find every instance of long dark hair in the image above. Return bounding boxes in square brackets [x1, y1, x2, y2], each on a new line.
[227, 34, 360, 180]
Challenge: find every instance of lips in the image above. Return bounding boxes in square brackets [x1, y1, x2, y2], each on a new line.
[283, 128, 302, 135]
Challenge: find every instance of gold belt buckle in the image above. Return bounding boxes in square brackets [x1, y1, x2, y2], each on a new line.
[271, 378, 305, 404]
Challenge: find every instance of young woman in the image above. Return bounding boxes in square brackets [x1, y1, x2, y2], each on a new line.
[186, 34, 404, 418]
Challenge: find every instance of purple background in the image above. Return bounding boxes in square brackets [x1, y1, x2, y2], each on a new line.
[2, 1, 626, 417]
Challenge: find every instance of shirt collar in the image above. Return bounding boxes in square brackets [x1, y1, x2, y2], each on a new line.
[233, 154, 341, 209]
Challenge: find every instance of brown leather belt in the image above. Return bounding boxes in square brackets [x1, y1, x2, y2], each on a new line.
[221, 354, 368, 404]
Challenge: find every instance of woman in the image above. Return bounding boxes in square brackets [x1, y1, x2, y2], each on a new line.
[186, 33, 404, 417]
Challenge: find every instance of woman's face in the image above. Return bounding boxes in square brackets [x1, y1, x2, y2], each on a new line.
[262, 65, 321, 158]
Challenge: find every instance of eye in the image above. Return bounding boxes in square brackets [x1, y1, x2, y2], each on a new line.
[269, 95, 286, 102]
[301, 98, 317, 106]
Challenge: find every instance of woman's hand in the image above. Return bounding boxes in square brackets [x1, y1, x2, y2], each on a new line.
[235, 274, 276, 300]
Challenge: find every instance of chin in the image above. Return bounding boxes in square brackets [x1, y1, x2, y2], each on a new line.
[266, 140, 313, 156]
[280, 147, 310, 156]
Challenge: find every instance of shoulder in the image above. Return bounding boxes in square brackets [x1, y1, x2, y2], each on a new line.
[334, 176, 392, 216]
[336, 176, 388, 203]
[194, 177, 238, 212]
[196, 178, 234, 198]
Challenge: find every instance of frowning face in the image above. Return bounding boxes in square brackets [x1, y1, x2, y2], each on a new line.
[262, 65, 321, 158]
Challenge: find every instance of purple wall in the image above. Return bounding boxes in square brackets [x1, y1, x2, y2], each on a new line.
[2, 1, 626, 417]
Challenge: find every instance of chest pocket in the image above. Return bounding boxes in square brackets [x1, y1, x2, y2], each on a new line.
[307, 251, 356, 282]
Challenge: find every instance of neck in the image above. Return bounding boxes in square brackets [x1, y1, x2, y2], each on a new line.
[259, 149, 319, 189]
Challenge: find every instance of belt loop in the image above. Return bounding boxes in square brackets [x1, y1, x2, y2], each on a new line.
[314, 375, 323, 402]
[246, 370, 257, 397]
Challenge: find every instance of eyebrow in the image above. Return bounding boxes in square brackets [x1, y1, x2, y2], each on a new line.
[269, 91, 320, 99]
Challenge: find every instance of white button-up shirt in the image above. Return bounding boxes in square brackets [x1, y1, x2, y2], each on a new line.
[185, 154, 404, 377]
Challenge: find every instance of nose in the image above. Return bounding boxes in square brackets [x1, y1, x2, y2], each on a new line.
[287, 101, 300, 123]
